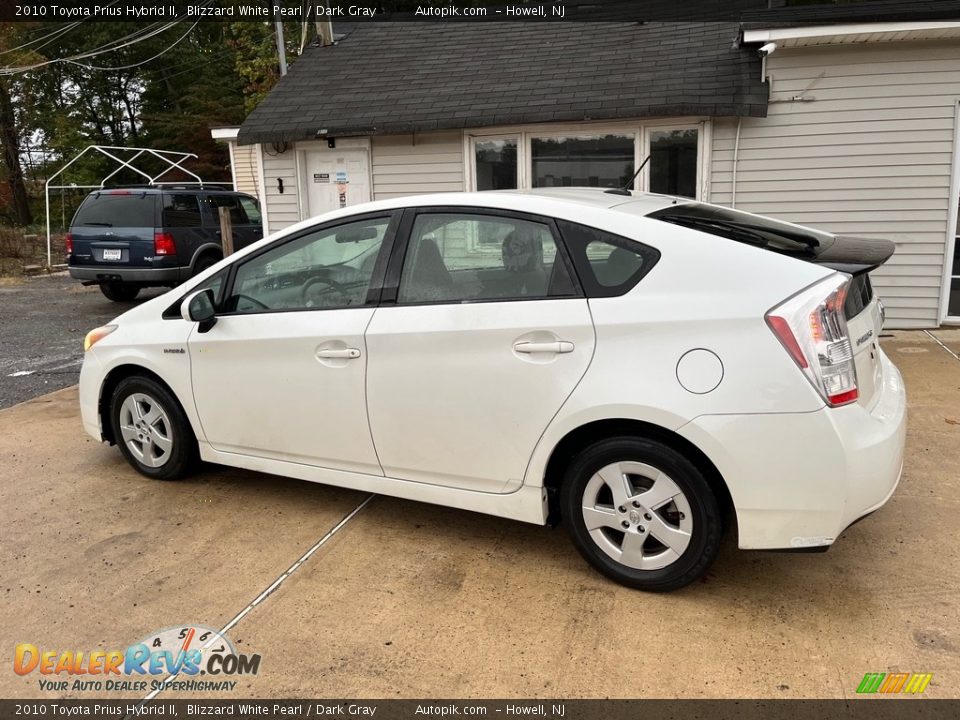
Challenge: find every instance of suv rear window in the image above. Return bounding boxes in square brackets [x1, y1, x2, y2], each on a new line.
[73, 192, 156, 228]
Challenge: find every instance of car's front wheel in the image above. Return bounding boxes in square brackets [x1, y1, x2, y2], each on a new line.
[100, 282, 141, 302]
[109, 376, 198, 480]
[560, 437, 722, 592]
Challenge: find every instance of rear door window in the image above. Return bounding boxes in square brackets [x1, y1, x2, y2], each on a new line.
[206, 194, 248, 225]
[162, 194, 203, 228]
[73, 192, 156, 228]
[396, 212, 577, 304]
[238, 197, 262, 225]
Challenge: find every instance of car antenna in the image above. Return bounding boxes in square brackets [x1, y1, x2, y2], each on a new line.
[604, 155, 650, 196]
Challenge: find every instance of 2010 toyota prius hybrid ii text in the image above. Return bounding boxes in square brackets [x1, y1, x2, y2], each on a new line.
[78, 189, 907, 592]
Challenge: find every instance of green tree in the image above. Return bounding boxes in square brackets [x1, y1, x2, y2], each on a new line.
[1, 13, 305, 227]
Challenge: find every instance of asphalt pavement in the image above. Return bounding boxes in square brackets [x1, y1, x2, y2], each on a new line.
[0, 274, 166, 409]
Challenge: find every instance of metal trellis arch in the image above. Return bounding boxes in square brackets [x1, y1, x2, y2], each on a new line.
[44, 145, 205, 267]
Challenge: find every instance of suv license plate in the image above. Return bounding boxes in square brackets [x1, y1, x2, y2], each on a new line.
[102, 249, 122, 261]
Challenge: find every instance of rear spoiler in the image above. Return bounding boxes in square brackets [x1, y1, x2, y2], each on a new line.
[814, 235, 896, 276]
[647, 204, 895, 276]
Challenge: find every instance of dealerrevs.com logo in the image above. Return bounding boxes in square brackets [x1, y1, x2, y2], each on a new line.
[14, 625, 260, 693]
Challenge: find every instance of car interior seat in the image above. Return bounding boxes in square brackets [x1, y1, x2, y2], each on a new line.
[402, 236, 455, 301]
[501, 228, 547, 297]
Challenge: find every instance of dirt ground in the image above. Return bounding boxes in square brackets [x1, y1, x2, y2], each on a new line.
[0, 330, 958, 700]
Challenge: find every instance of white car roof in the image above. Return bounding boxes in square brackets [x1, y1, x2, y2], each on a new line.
[308, 188, 694, 227]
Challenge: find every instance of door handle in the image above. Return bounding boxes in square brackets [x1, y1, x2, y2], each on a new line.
[513, 341, 574, 354]
[316, 348, 361, 359]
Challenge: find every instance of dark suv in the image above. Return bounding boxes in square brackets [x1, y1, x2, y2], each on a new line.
[67, 186, 263, 301]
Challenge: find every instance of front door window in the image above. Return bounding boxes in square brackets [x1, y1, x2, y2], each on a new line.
[225, 217, 390, 313]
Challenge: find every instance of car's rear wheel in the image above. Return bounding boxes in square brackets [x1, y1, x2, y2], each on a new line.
[560, 437, 722, 592]
[109, 376, 198, 480]
[100, 282, 140, 302]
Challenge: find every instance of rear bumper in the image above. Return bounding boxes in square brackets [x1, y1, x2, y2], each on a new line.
[69, 265, 184, 284]
[679, 349, 907, 550]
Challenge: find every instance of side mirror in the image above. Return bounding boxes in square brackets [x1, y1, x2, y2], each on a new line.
[180, 288, 217, 333]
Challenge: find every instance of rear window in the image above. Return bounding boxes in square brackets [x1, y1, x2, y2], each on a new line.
[845, 273, 874, 319]
[73, 192, 156, 228]
[648, 203, 827, 260]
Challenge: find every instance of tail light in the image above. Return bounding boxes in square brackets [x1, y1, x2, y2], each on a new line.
[154, 232, 176, 256]
[766, 275, 859, 407]
[65, 233, 73, 255]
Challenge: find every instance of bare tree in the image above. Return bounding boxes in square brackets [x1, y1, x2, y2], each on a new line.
[0, 77, 32, 226]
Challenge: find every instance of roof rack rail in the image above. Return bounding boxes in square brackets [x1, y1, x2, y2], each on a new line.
[99, 182, 234, 190]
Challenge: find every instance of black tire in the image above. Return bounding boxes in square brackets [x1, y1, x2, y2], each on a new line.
[560, 437, 722, 592]
[191, 253, 220, 277]
[109, 375, 198, 481]
[100, 282, 141, 302]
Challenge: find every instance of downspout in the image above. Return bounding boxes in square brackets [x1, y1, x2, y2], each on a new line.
[731, 117, 742, 209]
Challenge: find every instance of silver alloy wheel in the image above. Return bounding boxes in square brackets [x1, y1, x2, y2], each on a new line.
[118, 392, 174, 468]
[580, 461, 693, 570]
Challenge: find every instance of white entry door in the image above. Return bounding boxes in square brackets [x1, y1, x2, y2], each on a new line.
[305, 147, 371, 217]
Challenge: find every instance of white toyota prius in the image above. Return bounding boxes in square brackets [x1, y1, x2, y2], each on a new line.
[78, 189, 906, 591]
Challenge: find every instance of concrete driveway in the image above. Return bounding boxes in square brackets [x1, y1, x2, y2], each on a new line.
[1, 330, 958, 700]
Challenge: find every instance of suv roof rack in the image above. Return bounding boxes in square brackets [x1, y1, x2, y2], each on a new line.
[99, 182, 235, 190]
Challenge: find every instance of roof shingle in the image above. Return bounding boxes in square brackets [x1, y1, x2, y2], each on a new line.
[237, 22, 767, 145]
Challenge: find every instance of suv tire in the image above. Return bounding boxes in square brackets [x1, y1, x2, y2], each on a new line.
[191, 253, 220, 277]
[100, 282, 141, 302]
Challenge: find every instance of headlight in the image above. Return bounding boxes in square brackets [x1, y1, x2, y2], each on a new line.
[84, 325, 117, 352]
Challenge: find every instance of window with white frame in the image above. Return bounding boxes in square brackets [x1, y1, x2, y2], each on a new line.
[469, 123, 705, 199]
[531, 134, 635, 189]
[474, 137, 518, 190]
[648, 128, 699, 199]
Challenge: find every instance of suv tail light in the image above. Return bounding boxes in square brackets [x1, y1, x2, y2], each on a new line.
[766, 275, 859, 407]
[154, 232, 176, 256]
[65, 233, 73, 255]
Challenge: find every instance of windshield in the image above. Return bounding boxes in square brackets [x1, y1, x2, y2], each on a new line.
[73, 193, 156, 228]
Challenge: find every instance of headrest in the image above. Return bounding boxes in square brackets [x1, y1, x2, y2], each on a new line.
[501, 229, 543, 273]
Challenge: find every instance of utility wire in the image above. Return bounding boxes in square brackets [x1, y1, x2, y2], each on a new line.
[0, 0, 122, 59]
[0, 1, 212, 75]
[0, 22, 82, 57]
[64, 21, 200, 71]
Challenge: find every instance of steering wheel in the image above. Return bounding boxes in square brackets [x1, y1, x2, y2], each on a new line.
[232, 294, 269, 311]
[301, 276, 351, 306]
